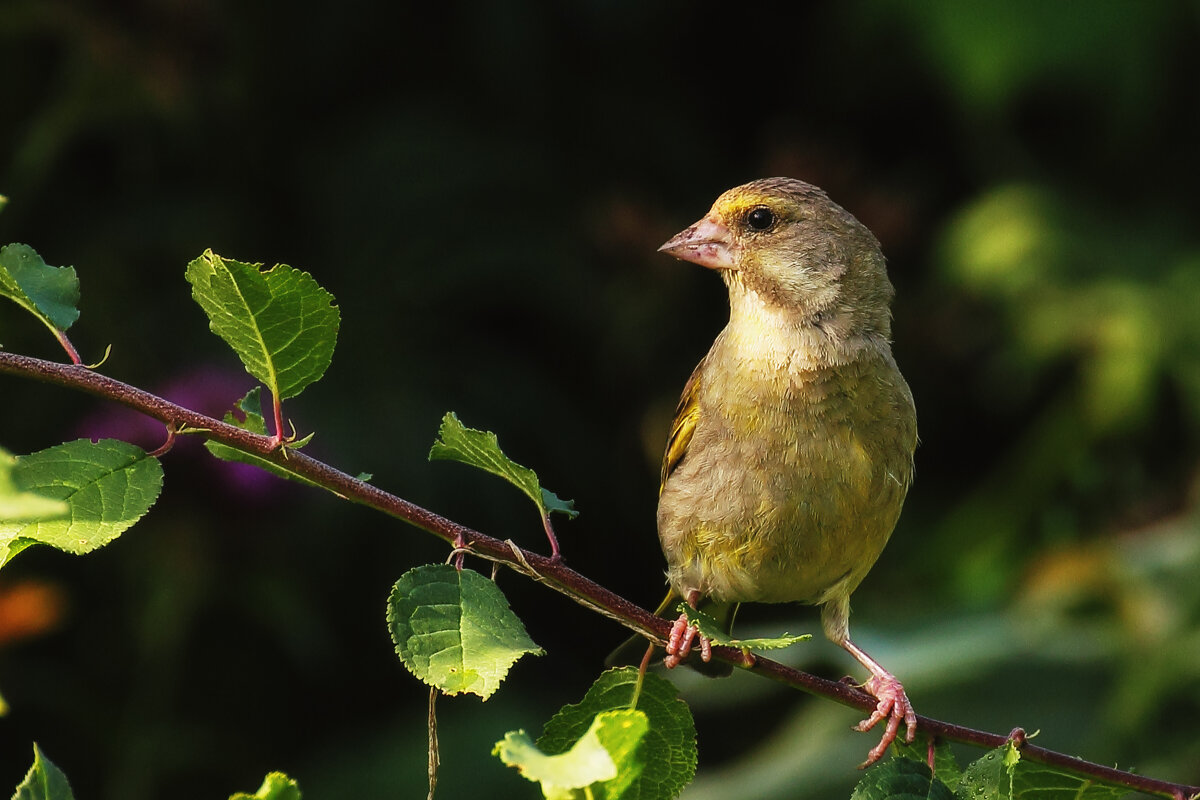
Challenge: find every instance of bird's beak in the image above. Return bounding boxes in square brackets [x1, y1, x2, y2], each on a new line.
[658, 215, 737, 270]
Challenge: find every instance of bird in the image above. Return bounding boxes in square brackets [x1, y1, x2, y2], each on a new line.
[653, 177, 918, 767]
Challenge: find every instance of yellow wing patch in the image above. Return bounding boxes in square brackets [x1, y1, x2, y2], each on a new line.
[661, 361, 703, 492]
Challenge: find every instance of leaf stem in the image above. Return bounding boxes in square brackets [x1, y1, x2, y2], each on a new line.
[2, 350, 1196, 800]
[271, 392, 285, 447]
[53, 329, 82, 366]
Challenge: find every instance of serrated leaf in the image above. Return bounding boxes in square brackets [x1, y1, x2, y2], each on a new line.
[678, 603, 810, 651]
[0, 243, 80, 332]
[539, 667, 696, 800]
[894, 737, 961, 791]
[495, 710, 648, 799]
[0, 446, 69, 522]
[0, 439, 163, 570]
[229, 772, 301, 800]
[186, 249, 339, 401]
[956, 743, 1126, 800]
[13, 744, 76, 800]
[429, 412, 578, 520]
[204, 388, 321, 489]
[387, 564, 543, 699]
[852, 756, 955, 800]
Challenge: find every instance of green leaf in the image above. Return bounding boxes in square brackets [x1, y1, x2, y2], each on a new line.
[0, 439, 163, 569]
[494, 710, 648, 800]
[185, 249, 339, 401]
[852, 756, 955, 800]
[678, 603, 810, 651]
[0, 446, 69, 522]
[429, 412, 578, 520]
[956, 743, 1126, 800]
[538, 667, 696, 800]
[12, 744, 76, 800]
[894, 737, 961, 791]
[387, 564, 543, 699]
[229, 772, 301, 800]
[0, 243, 80, 332]
[204, 388, 321, 488]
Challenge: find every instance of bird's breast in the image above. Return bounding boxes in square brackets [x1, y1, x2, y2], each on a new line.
[657, 329, 916, 605]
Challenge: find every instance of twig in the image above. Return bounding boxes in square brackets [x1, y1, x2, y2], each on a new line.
[1, 351, 1196, 800]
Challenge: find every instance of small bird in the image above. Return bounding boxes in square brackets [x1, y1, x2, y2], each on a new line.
[654, 177, 918, 766]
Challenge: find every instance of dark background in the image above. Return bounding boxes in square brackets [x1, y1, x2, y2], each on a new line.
[2, 1, 1199, 797]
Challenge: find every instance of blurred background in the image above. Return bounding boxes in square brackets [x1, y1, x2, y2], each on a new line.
[2, 1, 1199, 797]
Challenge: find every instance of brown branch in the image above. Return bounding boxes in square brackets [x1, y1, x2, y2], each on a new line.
[1, 350, 1196, 800]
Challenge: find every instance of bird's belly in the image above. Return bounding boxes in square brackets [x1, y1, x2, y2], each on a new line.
[657, 408, 908, 606]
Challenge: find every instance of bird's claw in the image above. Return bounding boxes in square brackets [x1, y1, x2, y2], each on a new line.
[663, 612, 712, 668]
[854, 673, 917, 768]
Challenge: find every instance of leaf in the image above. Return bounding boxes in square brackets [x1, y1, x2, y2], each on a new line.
[387, 564, 543, 699]
[0, 446, 69, 522]
[229, 772, 302, 800]
[204, 388, 321, 488]
[494, 710, 648, 800]
[186, 249, 339, 401]
[894, 737, 961, 791]
[851, 756, 955, 800]
[678, 603, 810, 651]
[12, 744, 76, 800]
[429, 412, 578, 521]
[956, 743, 1127, 800]
[539, 667, 696, 800]
[0, 243, 80, 332]
[0, 439, 163, 570]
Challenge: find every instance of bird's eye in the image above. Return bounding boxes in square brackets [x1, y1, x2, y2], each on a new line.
[746, 206, 775, 231]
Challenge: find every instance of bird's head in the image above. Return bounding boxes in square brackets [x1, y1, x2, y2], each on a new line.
[659, 177, 894, 337]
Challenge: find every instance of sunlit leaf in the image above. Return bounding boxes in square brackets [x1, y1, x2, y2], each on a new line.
[387, 564, 543, 699]
[228, 772, 301, 800]
[186, 249, 339, 401]
[494, 710, 647, 799]
[429, 412, 577, 521]
[0, 243, 80, 332]
[12, 744, 75, 800]
[539, 667, 695, 800]
[0, 439, 163, 569]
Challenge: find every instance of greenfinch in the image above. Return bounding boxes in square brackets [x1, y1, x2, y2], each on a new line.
[655, 177, 918, 766]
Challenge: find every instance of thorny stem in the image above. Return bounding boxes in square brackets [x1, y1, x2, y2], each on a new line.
[1, 350, 1197, 800]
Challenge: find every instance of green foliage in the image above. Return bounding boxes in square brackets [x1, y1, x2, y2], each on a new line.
[387, 563, 543, 699]
[0, 439, 163, 570]
[851, 757, 954, 800]
[429, 412, 578, 522]
[536, 668, 697, 800]
[678, 603, 810, 652]
[881, 743, 1127, 800]
[12, 745, 75, 800]
[228, 772, 301, 800]
[894, 738, 961, 791]
[185, 249, 339, 403]
[0, 445, 69, 522]
[204, 387, 320, 486]
[494, 710, 648, 799]
[0, 243, 80, 333]
[952, 743, 1125, 800]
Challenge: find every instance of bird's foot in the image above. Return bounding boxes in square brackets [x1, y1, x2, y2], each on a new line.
[662, 611, 712, 668]
[854, 672, 917, 768]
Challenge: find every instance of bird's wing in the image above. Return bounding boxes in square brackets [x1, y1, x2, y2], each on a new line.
[660, 359, 703, 492]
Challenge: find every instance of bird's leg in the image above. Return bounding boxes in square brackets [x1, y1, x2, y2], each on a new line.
[663, 589, 711, 668]
[839, 637, 917, 767]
